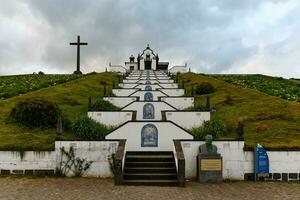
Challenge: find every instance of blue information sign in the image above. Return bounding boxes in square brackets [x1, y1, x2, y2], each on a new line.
[255, 144, 269, 175]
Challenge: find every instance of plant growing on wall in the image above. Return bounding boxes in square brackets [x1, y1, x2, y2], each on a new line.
[108, 153, 117, 176]
[190, 119, 226, 140]
[56, 146, 93, 177]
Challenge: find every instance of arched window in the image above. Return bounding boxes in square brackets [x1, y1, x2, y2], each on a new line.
[144, 92, 153, 102]
[143, 103, 155, 119]
[141, 124, 158, 147]
[145, 85, 152, 91]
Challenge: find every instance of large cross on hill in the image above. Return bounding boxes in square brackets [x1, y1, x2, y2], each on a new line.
[70, 35, 88, 74]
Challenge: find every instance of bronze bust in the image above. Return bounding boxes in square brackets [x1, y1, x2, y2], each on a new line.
[199, 134, 218, 154]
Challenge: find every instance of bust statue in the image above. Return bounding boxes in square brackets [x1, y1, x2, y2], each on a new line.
[199, 135, 218, 154]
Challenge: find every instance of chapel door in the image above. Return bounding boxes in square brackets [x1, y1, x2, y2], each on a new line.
[145, 61, 152, 70]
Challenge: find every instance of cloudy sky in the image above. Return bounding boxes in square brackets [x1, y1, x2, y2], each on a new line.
[0, 0, 300, 78]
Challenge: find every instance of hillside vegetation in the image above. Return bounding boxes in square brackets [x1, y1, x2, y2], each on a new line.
[212, 74, 300, 102]
[0, 74, 84, 99]
[180, 72, 300, 150]
[0, 72, 118, 151]
[0, 72, 299, 151]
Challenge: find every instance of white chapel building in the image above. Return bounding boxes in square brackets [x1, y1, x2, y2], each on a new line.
[109, 45, 187, 73]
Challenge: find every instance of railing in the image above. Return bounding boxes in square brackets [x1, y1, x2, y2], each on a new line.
[173, 140, 185, 187]
[114, 140, 126, 185]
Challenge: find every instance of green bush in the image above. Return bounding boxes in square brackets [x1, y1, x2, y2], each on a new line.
[190, 120, 226, 140]
[195, 82, 215, 95]
[72, 116, 110, 140]
[90, 99, 120, 111]
[9, 97, 61, 128]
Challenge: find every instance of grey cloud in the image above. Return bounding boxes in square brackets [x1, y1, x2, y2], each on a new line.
[0, 0, 299, 77]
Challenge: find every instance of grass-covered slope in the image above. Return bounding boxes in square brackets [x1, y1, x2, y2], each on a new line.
[0, 72, 118, 151]
[180, 73, 300, 150]
[212, 74, 300, 101]
[0, 74, 83, 99]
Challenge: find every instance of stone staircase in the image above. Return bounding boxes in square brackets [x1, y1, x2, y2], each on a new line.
[122, 151, 178, 186]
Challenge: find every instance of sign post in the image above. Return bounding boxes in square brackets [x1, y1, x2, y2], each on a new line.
[254, 144, 269, 181]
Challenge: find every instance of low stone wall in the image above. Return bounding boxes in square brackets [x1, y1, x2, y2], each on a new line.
[55, 141, 119, 177]
[161, 97, 194, 110]
[181, 141, 300, 181]
[88, 111, 133, 126]
[165, 111, 210, 129]
[0, 151, 55, 176]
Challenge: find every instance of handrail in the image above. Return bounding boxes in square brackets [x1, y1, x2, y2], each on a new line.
[114, 140, 126, 185]
[173, 140, 185, 187]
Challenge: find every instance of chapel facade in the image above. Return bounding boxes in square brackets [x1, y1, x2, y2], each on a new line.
[124, 45, 169, 71]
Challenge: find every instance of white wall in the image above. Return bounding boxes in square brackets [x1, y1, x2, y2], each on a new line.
[158, 83, 179, 89]
[118, 83, 138, 89]
[0, 151, 55, 172]
[122, 102, 176, 120]
[158, 88, 185, 96]
[181, 141, 300, 180]
[134, 84, 162, 90]
[161, 97, 194, 110]
[181, 141, 250, 180]
[137, 80, 159, 84]
[112, 88, 139, 96]
[55, 141, 119, 177]
[268, 151, 300, 173]
[158, 79, 174, 83]
[103, 97, 137, 108]
[165, 112, 210, 129]
[123, 79, 139, 83]
[130, 91, 167, 101]
[106, 122, 193, 151]
[88, 111, 133, 126]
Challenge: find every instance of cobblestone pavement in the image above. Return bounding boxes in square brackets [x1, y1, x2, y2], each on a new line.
[0, 177, 299, 200]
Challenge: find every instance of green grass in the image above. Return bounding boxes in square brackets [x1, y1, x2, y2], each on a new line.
[212, 74, 300, 101]
[0, 72, 119, 151]
[180, 72, 300, 150]
[0, 74, 84, 99]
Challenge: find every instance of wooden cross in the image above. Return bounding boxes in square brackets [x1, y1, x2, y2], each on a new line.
[70, 35, 88, 73]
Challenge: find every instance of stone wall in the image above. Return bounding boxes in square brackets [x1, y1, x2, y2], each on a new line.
[181, 141, 300, 181]
[0, 151, 55, 176]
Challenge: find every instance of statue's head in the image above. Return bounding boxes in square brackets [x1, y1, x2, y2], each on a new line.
[205, 134, 213, 145]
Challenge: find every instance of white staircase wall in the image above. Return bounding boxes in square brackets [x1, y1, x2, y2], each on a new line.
[105, 122, 193, 151]
[130, 91, 167, 101]
[122, 102, 176, 121]
[165, 112, 210, 129]
[103, 97, 137, 108]
[112, 89, 139, 96]
[158, 88, 185, 96]
[161, 97, 194, 110]
[88, 111, 133, 127]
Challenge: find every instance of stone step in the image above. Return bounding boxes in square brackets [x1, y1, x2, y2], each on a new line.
[124, 167, 176, 174]
[125, 155, 174, 162]
[126, 151, 173, 156]
[124, 173, 177, 180]
[122, 179, 178, 186]
[125, 161, 175, 168]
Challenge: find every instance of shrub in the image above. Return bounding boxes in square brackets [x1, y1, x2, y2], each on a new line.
[38, 71, 45, 75]
[190, 120, 226, 140]
[9, 97, 61, 128]
[90, 99, 120, 111]
[195, 82, 215, 95]
[72, 116, 110, 140]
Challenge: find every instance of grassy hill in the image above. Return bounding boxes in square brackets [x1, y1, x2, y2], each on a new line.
[179, 73, 300, 150]
[0, 71, 299, 151]
[0, 72, 119, 151]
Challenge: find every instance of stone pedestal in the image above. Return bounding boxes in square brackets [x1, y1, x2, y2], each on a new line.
[197, 154, 222, 183]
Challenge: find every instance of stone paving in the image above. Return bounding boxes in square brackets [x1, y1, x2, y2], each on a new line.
[0, 177, 299, 200]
